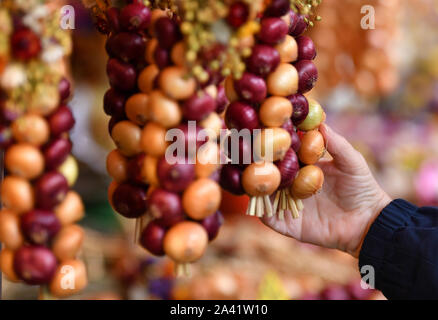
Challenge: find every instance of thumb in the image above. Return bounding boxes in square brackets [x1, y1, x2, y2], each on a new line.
[320, 123, 364, 174]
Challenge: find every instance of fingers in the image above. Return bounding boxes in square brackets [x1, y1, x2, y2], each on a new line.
[320, 123, 365, 174]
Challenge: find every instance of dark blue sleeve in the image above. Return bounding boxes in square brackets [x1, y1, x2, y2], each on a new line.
[359, 199, 438, 299]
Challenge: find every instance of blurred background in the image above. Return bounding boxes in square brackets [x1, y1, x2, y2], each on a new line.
[3, 0, 438, 300]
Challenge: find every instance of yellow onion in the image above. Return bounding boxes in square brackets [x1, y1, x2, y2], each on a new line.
[143, 155, 160, 186]
[148, 90, 182, 128]
[140, 122, 169, 157]
[58, 155, 79, 187]
[267, 63, 298, 96]
[106, 149, 128, 183]
[182, 179, 221, 220]
[125, 93, 149, 126]
[254, 127, 292, 161]
[111, 120, 142, 157]
[28, 84, 59, 116]
[224, 75, 239, 103]
[0, 209, 23, 250]
[275, 35, 298, 63]
[291, 165, 324, 199]
[242, 162, 281, 196]
[5, 143, 44, 180]
[55, 191, 85, 226]
[49, 259, 87, 298]
[259, 96, 293, 127]
[0, 176, 34, 214]
[298, 130, 325, 165]
[0, 249, 20, 282]
[11, 114, 50, 147]
[145, 38, 158, 64]
[138, 64, 159, 94]
[195, 142, 221, 178]
[163, 221, 208, 263]
[52, 225, 85, 262]
[297, 99, 324, 131]
[200, 112, 223, 140]
[171, 41, 186, 67]
[159, 66, 196, 100]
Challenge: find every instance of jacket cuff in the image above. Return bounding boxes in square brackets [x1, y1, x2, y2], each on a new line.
[358, 199, 417, 297]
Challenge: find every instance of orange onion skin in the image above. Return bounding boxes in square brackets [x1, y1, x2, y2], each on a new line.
[298, 130, 325, 165]
[291, 165, 324, 199]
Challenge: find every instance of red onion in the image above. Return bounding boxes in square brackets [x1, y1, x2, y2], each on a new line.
[10, 28, 41, 61]
[126, 153, 146, 184]
[112, 183, 148, 218]
[289, 14, 308, 37]
[106, 7, 121, 33]
[225, 101, 260, 131]
[183, 92, 216, 121]
[201, 211, 224, 241]
[155, 17, 181, 49]
[120, 2, 151, 32]
[287, 10, 299, 34]
[106, 32, 146, 62]
[219, 164, 245, 195]
[48, 105, 75, 137]
[173, 123, 207, 157]
[216, 84, 229, 113]
[282, 119, 301, 152]
[296, 36, 316, 60]
[154, 45, 171, 69]
[265, 0, 290, 17]
[225, 134, 253, 167]
[108, 115, 126, 135]
[35, 172, 69, 210]
[58, 77, 71, 102]
[43, 137, 72, 170]
[275, 148, 299, 189]
[234, 73, 267, 103]
[20, 210, 61, 246]
[103, 88, 127, 117]
[246, 45, 280, 77]
[227, 1, 249, 28]
[288, 93, 309, 125]
[106, 58, 137, 92]
[157, 156, 195, 193]
[295, 60, 318, 94]
[148, 189, 184, 228]
[13, 246, 57, 285]
[258, 17, 288, 45]
[139, 221, 166, 256]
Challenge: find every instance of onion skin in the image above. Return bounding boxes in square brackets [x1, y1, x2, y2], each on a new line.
[157, 157, 195, 193]
[233, 72, 267, 103]
[246, 45, 280, 77]
[224, 75, 239, 103]
[147, 189, 184, 228]
[147, 90, 182, 128]
[295, 60, 318, 94]
[139, 221, 166, 256]
[288, 94, 309, 125]
[52, 225, 84, 262]
[0, 249, 20, 282]
[13, 246, 57, 285]
[20, 209, 61, 246]
[275, 148, 300, 189]
[254, 127, 292, 162]
[296, 36, 316, 61]
[225, 101, 260, 131]
[111, 120, 142, 157]
[297, 99, 324, 131]
[11, 114, 49, 147]
[182, 179, 221, 220]
[140, 122, 168, 157]
[182, 91, 217, 121]
[49, 260, 87, 298]
[125, 93, 149, 126]
[267, 63, 299, 97]
[1, 176, 34, 214]
[219, 164, 245, 195]
[259, 96, 293, 127]
[159, 66, 196, 100]
[298, 130, 325, 165]
[138, 64, 159, 94]
[275, 35, 298, 63]
[112, 183, 148, 218]
[106, 149, 128, 183]
[291, 165, 324, 199]
[201, 211, 224, 241]
[242, 162, 281, 196]
[258, 17, 288, 45]
[163, 221, 208, 263]
[54, 191, 84, 226]
[0, 209, 24, 250]
[5, 143, 44, 180]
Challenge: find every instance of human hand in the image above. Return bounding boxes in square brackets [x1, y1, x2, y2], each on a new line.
[263, 124, 392, 258]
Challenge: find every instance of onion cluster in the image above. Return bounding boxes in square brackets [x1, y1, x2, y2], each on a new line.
[100, 4, 224, 276]
[221, 1, 325, 219]
[0, 6, 87, 297]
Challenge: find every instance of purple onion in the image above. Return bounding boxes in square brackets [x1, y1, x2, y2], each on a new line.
[48, 105, 75, 137]
[265, 0, 290, 17]
[216, 84, 229, 113]
[154, 45, 171, 69]
[106, 7, 121, 33]
[173, 123, 207, 157]
[275, 148, 299, 188]
[219, 164, 245, 195]
[43, 137, 72, 170]
[201, 211, 224, 241]
[112, 183, 149, 218]
[296, 35, 316, 60]
[103, 88, 127, 117]
[246, 45, 280, 77]
[20, 210, 61, 245]
[106, 32, 146, 62]
[289, 14, 308, 37]
[154, 17, 181, 49]
[58, 77, 71, 102]
[295, 60, 318, 94]
[258, 17, 288, 45]
[225, 101, 260, 131]
[139, 221, 165, 256]
[225, 134, 253, 167]
[148, 189, 184, 228]
[157, 157, 195, 193]
[13, 246, 57, 285]
[35, 172, 69, 210]
[182, 92, 216, 121]
[288, 10, 299, 34]
[126, 153, 146, 184]
[288, 93, 309, 125]
[233, 73, 267, 103]
[119, 3, 151, 32]
[106, 58, 137, 92]
[227, 1, 249, 28]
